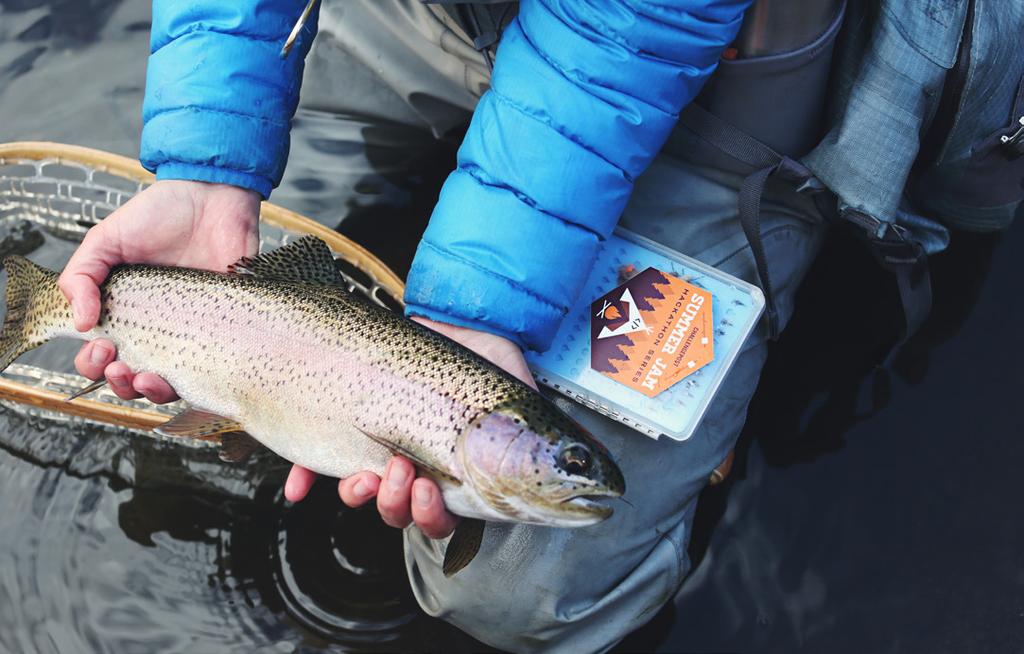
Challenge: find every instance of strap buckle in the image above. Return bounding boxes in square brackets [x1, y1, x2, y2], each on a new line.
[840, 209, 931, 347]
[841, 210, 926, 270]
[872, 222, 927, 270]
[1000, 116, 1024, 157]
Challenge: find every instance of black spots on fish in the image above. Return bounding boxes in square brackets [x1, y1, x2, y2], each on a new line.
[104, 264, 494, 468]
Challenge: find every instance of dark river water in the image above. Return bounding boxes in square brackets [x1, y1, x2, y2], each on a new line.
[1, 2, 1022, 653]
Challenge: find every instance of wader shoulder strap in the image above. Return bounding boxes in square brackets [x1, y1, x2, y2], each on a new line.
[678, 102, 932, 350]
[679, 101, 783, 170]
[679, 103, 819, 339]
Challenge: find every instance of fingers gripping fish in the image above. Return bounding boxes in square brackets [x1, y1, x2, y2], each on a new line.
[0, 237, 625, 574]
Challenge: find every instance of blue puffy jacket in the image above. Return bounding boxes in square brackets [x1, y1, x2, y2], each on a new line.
[141, 0, 749, 351]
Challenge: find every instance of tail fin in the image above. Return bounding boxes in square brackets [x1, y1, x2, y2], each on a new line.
[1, 256, 68, 371]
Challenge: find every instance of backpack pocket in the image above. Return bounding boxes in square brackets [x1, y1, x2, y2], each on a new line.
[913, 75, 1024, 233]
[694, 1, 845, 159]
[910, 0, 1024, 233]
[952, 77, 1024, 210]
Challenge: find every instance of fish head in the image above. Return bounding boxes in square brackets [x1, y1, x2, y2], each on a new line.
[460, 396, 625, 527]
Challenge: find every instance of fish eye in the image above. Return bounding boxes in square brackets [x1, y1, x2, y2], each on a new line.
[557, 445, 591, 476]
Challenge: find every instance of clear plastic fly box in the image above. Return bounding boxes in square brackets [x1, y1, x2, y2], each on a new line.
[525, 228, 765, 441]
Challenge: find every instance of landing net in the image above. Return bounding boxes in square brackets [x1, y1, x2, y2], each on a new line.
[0, 142, 405, 437]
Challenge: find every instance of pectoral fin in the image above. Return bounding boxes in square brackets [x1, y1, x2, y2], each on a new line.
[154, 408, 244, 440]
[443, 518, 485, 577]
[354, 426, 462, 486]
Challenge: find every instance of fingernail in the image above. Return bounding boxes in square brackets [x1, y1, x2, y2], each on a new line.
[353, 478, 373, 498]
[414, 484, 432, 508]
[109, 375, 126, 389]
[89, 342, 108, 365]
[387, 462, 408, 489]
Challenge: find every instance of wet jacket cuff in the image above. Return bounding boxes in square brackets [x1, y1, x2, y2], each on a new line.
[404, 237, 574, 352]
[154, 162, 274, 199]
[140, 1, 319, 200]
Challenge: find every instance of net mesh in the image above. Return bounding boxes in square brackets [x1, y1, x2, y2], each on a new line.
[0, 159, 142, 240]
[0, 153, 400, 434]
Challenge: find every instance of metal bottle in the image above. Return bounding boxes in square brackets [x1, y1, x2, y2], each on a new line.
[697, 0, 847, 156]
[735, 0, 845, 58]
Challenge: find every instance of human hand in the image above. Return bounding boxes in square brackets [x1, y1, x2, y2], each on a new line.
[59, 180, 261, 402]
[285, 316, 538, 539]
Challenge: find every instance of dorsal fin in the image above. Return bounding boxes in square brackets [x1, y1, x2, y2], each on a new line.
[228, 236, 344, 285]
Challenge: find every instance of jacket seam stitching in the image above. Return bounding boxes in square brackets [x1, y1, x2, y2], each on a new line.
[155, 161, 271, 182]
[152, 25, 284, 55]
[574, 1, 711, 70]
[404, 303, 527, 348]
[456, 165, 608, 239]
[619, 0, 740, 24]
[146, 105, 289, 128]
[417, 239, 569, 314]
[487, 89, 635, 184]
[517, 9, 680, 119]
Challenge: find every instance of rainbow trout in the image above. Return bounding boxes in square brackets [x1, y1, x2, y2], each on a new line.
[0, 237, 624, 574]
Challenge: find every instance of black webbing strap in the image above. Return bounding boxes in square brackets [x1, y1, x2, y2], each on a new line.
[680, 103, 817, 338]
[738, 157, 827, 339]
[838, 209, 932, 350]
[679, 101, 782, 170]
[738, 165, 780, 337]
[679, 102, 932, 347]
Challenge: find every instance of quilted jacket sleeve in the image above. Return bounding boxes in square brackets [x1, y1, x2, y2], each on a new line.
[404, 0, 750, 351]
[140, 1, 318, 199]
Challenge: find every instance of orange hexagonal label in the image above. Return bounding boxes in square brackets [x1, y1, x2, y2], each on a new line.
[590, 267, 714, 398]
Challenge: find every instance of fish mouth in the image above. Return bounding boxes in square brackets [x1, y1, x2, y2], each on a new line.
[564, 496, 614, 519]
[561, 487, 623, 520]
